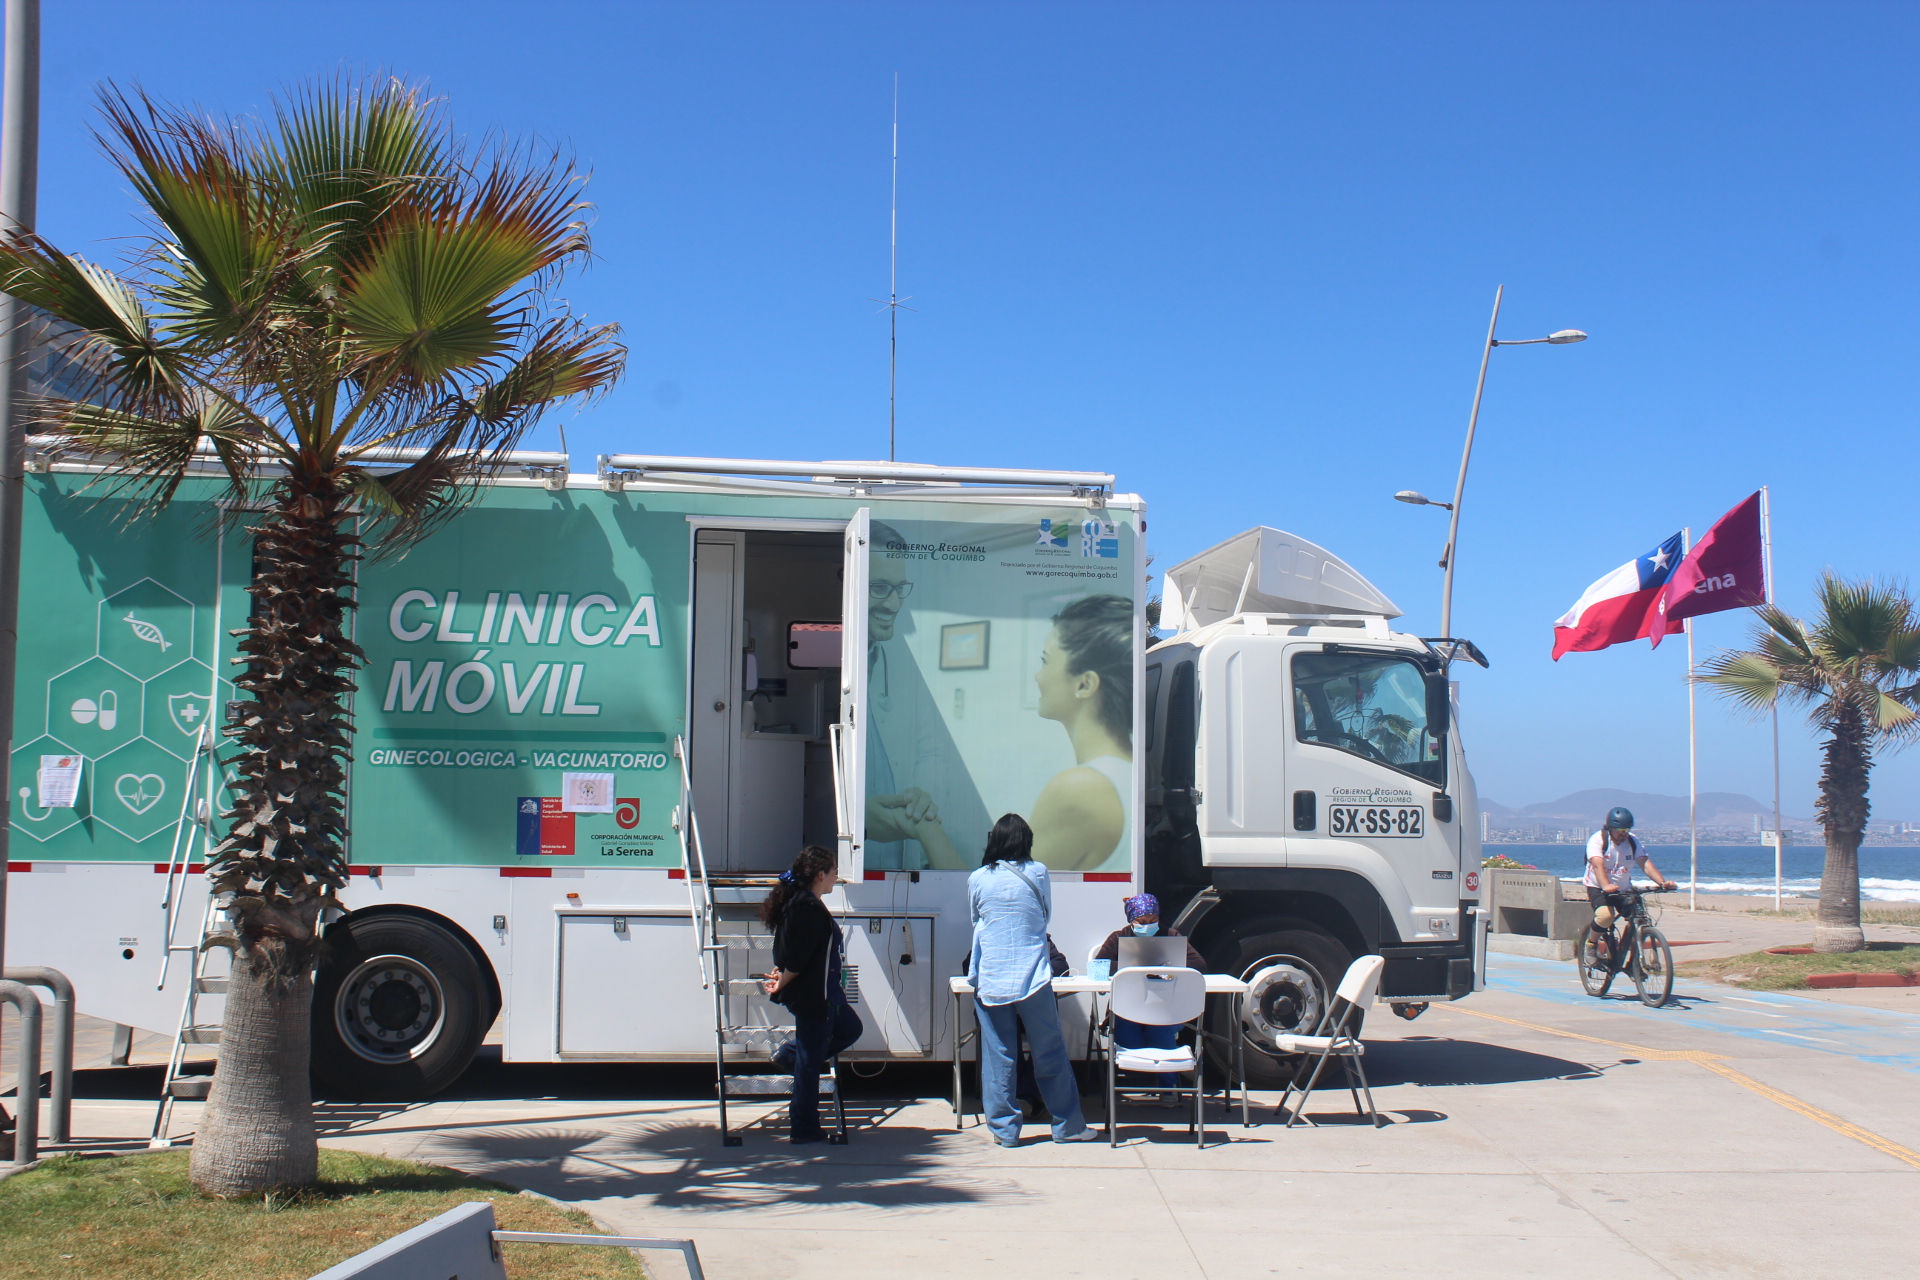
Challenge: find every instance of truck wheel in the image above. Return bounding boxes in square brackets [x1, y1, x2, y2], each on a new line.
[311, 914, 488, 1102]
[1207, 926, 1352, 1091]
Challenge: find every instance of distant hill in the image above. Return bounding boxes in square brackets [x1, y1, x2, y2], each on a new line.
[1481, 789, 1810, 829]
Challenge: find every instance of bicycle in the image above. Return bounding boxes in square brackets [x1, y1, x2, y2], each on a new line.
[1577, 882, 1676, 1007]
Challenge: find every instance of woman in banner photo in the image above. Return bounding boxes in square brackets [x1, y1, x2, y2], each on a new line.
[1030, 594, 1134, 872]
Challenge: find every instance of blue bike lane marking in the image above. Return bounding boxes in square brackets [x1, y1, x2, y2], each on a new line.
[1483, 953, 1920, 1075]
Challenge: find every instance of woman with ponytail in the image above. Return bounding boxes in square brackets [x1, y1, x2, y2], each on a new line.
[761, 845, 862, 1143]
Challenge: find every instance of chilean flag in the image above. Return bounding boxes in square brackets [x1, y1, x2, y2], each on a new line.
[1551, 533, 1684, 660]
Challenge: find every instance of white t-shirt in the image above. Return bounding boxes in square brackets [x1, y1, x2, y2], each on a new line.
[1583, 829, 1647, 890]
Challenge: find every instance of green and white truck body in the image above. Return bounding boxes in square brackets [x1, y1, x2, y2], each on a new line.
[7, 451, 1151, 1093]
[6, 450, 1483, 1099]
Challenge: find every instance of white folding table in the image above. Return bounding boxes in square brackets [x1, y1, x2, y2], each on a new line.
[948, 973, 1251, 1132]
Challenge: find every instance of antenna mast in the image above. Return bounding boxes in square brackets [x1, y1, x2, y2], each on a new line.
[870, 75, 913, 460]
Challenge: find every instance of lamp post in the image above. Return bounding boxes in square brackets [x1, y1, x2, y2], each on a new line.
[1415, 286, 1586, 643]
[0, 0, 39, 979]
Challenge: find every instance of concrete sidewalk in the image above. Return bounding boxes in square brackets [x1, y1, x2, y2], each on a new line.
[48, 956, 1919, 1280]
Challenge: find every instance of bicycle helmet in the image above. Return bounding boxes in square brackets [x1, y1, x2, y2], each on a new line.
[1606, 806, 1635, 830]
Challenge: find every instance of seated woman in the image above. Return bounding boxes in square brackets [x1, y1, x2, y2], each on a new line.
[1093, 894, 1204, 1093]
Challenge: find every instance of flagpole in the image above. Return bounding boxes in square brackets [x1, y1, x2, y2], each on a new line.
[1684, 526, 1697, 912]
[1762, 484, 1782, 912]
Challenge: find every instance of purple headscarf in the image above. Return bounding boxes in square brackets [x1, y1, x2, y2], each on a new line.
[1123, 893, 1159, 922]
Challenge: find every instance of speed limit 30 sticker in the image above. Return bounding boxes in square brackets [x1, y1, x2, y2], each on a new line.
[1329, 804, 1425, 837]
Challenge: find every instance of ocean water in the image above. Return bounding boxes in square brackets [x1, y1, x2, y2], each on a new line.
[1486, 843, 1920, 902]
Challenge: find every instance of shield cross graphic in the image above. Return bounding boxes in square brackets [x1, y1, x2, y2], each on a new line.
[168, 692, 211, 736]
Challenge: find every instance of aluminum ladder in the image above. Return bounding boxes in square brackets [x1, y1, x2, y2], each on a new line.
[149, 724, 229, 1148]
[670, 737, 846, 1147]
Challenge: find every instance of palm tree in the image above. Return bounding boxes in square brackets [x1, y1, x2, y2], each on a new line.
[1697, 574, 1920, 954]
[0, 79, 623, 1193]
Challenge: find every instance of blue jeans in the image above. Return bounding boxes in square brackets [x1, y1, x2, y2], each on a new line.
[790, 1002, 863, 1142]
[977, 989, 1088, 1144]
[1114, 1016, 1180, 1088]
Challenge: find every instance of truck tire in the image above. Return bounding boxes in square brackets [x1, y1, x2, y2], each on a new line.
[311, 914, 488, 1102]
[1206, 926, 1352, 1091]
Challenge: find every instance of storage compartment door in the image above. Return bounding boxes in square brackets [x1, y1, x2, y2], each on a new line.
[556, 913, 711, 1057]
[833, 508, 871, 878]
[842, 915, 934, 1056]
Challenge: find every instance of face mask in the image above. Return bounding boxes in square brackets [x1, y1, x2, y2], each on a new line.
[1134, 922, 1161, 937]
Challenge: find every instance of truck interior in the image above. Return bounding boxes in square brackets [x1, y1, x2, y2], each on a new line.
[689, 527, 846, 876]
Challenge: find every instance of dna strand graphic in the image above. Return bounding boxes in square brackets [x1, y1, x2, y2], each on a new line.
[123, 611, 172, 652]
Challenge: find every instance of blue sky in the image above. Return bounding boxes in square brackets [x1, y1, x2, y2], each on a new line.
[30, 2, 1920, 821]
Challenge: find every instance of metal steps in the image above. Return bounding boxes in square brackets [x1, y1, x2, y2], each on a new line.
[722, 1074, 837, 1097]
[668, 733, 848, 1148]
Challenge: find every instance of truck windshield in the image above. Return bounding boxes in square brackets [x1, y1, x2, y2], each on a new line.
[1291, 651, 1443, 786]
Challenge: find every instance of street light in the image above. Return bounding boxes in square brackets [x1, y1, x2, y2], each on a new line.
[1423, 287, 1586, 646]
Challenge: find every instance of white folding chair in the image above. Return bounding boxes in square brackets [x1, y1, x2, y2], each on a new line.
[1101, 967, 1209, 1147]
[1270, 954, 1385, 1129]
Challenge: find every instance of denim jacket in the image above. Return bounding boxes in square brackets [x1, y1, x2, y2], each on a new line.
[967, 859, 1055, 1006]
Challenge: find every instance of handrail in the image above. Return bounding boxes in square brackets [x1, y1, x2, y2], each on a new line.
[156, 723, 215, 992]
[670, 735, 716, 989]
[827, 722, 851, 842]
[0, 981, 41, 1164]
[2, 969, 72, 1145]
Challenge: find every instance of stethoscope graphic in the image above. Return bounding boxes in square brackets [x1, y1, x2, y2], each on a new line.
[17, 785, 53, 821]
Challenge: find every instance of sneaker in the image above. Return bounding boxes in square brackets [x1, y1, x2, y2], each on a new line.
[771, 1040, 798, 1074]
[1053, 1128, 1101, 1143]
[993, 1137, 1021, 1148]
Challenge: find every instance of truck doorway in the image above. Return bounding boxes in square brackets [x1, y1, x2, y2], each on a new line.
[690, 528, 845, 873]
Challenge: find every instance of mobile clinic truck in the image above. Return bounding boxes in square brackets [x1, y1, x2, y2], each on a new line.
[5, 448, 1483, 1102]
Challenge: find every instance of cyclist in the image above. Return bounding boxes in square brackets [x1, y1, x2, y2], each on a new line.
[1584, 807, 1675, 956]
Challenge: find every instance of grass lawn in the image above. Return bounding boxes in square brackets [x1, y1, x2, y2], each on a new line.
[1677, 940, 1920, 989]
[0, 1149, 644, 1279]
[1739, 901, 1920, 927]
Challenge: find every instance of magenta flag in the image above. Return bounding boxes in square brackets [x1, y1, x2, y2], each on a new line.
[1646, 491, 1767, 647]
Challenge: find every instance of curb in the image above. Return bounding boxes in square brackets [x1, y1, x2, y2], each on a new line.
[1805, 972, 1920, 989]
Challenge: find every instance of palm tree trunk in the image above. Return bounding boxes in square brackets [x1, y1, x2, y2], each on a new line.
[1814, 709, 1869, 953]
[189, 476, 358, 1193]
[188, 940, 317, 1193]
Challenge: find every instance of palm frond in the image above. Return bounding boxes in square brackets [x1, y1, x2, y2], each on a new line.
[1696, 650, 1785, 712]
[0, 238, 184, 405]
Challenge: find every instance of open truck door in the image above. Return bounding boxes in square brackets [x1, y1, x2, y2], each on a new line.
[833, 508, 871, 879]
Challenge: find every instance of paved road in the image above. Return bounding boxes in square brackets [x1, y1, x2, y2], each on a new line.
[35, 950, 1913, 1280]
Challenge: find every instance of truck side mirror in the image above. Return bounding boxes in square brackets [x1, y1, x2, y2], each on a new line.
[1425, 672, 1451, 735]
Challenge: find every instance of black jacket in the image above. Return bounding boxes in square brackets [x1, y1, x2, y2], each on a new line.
[770, 890, 844, 1020]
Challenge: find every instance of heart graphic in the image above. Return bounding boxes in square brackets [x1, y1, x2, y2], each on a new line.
[114, 773, 165, 815]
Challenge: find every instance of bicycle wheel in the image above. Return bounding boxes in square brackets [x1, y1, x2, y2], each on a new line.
[1635, 927, 1674, 1007]
[1577, 931, 1611, 996]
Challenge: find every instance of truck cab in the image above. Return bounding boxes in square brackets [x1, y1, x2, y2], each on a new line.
[1143, 527, 1487, 1087]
